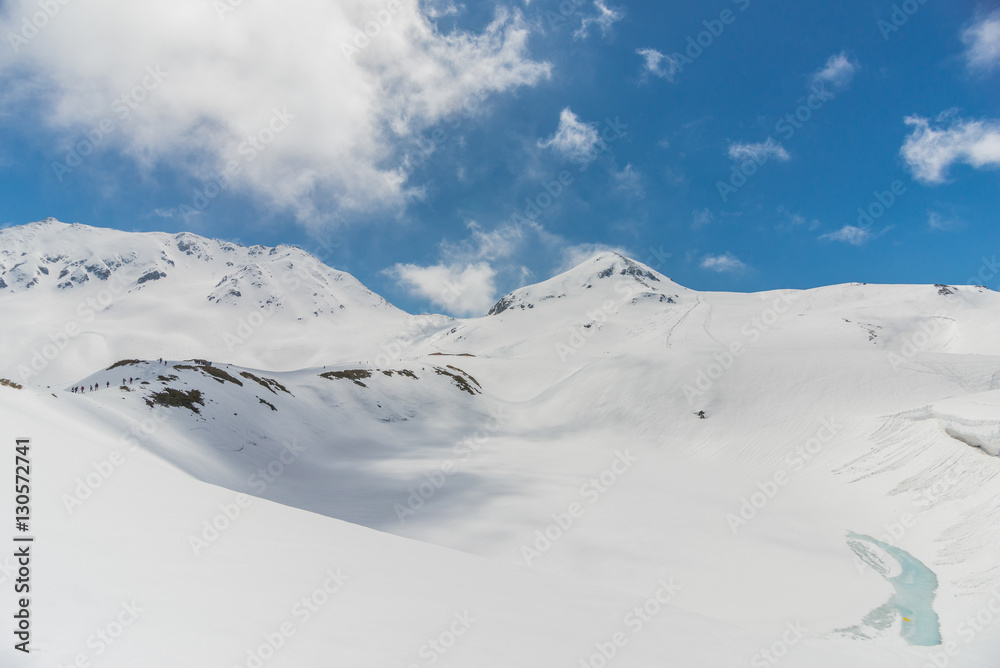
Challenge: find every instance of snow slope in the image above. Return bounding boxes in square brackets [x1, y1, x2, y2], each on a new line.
[2, 224, 1000, 666]
[0, 219, 441, 387]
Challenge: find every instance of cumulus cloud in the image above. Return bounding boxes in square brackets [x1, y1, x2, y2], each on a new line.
[538, 108, 602, 163]
[386, 261, 498, 316]
[963, 10, 1000, 72]
[0, 1, 549, 224]
[811, 51, 857, 90]
[636, 48, 680, 82]
[574, 0, 624, 40]
[727, 138, 791, 163]
[820, 225, 872, 246]
[700, 252, 748, 274]
[901, 112, 1000, 184]
[385, 218, 538, 316]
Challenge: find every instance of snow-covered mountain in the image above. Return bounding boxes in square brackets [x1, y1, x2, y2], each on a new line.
[2, 221, 1000, 667]
[0, 219, 441, 386]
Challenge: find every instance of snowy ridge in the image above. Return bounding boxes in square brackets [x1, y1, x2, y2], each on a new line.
[3, 222, 1000, 666]
[0, 220, 418, 386]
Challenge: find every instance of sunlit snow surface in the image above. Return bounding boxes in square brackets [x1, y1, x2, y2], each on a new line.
[839, 533, 942, 646]
[3, 223, 1000, 667]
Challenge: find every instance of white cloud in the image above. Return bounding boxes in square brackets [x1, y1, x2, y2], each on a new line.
[727, 138, 791, 163]
[440, 220, 527, 264]
[636, 48, 680, 82]
[776, 206, 820, 232]
[539, 108, 602, 163]
[386, 218, 541, 316]
[0, 2, 549, 225]
[901, 112, 1000, 184]
[386, 261, 498, 317]
[424, 1, 465, 19]
[820, 225, 872, 246]
[150, 207, 179, 219]
[691, 208, 713, 229]
[613, 163, 644, 198]
[963, 10, 1000, 71]
[927, 211, 961, 232]
[811, 51, 857, 90]
[700, 252, 748, 274]
[573, 0, 624, 40]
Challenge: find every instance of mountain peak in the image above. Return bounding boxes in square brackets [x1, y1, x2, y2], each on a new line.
[487, 251, 684, 317]
[573, 251, 663, 284]
[0, 222, 412, 385]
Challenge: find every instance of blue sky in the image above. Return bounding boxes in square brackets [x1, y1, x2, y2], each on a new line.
[1, 0, 998, 315]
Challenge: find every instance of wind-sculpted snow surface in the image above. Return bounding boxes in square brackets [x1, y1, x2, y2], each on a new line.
[3, 222, 1000, 666]
[927, 391, 1000, 456]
